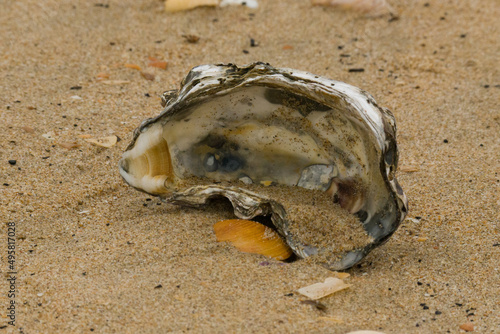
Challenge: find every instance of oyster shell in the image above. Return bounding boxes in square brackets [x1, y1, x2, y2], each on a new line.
[119, 62, 408, 270]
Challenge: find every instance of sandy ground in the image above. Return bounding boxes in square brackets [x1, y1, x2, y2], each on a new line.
[1, 0, 499, 333]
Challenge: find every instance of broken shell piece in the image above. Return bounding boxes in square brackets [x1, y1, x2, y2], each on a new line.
[311, 0, 393, 17]
[42, 132, 56, 140]
[297, 277, 351, 300]
[57, 142, 80, 150]
[165, 0, 219, 12]
[85, 136, 118, 148]
[119, 62, 408, 270]
[214, 219, 293, 260]
[220, 0, 258, 8]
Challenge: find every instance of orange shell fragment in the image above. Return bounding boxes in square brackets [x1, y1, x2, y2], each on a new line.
[214, 219, 293, 261]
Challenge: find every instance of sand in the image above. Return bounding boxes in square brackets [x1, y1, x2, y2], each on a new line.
[1, 0, 499, 332]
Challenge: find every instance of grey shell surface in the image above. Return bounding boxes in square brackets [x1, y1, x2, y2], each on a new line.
[119, 62, 408, 270]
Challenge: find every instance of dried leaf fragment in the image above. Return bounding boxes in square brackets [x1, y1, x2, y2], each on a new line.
[214, 219, 293, 260]
[85, 136, 118, 148]
[297, 277, 351, 300]
[165, 0, 218, 12]
[124, 63, 142, 71]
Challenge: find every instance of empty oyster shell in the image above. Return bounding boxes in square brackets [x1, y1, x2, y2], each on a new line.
[119, 62, 408, 270]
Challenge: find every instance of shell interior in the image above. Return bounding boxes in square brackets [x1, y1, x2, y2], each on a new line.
[119, 62, 408, 270]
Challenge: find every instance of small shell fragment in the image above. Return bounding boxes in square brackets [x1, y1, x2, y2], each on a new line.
[148, 57, 168, 70]
[57, 142, 80, 150]
[311, 0, 393, 17]
[165, 0, 218, 12]
[85, 136, 118, 148]
[21, 126, 35, 133]
[124, 64, 142, 71]
[141, 72, 155, 81]
[214, 219, 293, 261]
[346, 331, 386, 334]
[101, 80, 130, 85]
[42, 132, 56, 140]
[297, 277, 351, 300]
[220, 0, 259, 8]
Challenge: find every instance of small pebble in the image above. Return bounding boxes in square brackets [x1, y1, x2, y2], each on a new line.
[8, 160, 17, 165]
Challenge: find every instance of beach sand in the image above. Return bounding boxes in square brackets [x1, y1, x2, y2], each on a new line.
[1, 0, 499, 332]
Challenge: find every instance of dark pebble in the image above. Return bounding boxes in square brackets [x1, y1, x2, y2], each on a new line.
[423, 306, 429, 310]
[460, 34, 467, 38]
[145, 93, 151, 97]
[8, 160, 16, 165]
[493, 243, 500, 247]
[443, 139, 449, 143]
[70, 86, 82, 90]
[154, 284, 163, 289]
[250, 38, 258, 47]
[435, 310, 442, 315]
[417, 282, 423, 286]
[484, 85, 490, 88]
[348, 68, 365, 73]
[242, 50, 249, 54]
[285, 293, 293, 297]
[3, 183, 9, 186]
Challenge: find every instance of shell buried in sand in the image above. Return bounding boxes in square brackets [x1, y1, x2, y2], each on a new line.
[119, 62, 408, 270]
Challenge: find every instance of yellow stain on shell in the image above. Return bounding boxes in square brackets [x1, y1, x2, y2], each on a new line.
[213, 219, 293, 261]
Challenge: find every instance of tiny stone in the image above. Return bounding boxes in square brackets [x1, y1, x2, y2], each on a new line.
[285, 293, 293, 297]
[443, 139, 449, 143]
[423, 306, 429, 310]
[154, 284, 163, 289]
[8, 160, 17, 165]
[417, 281, 423, 285]
[3, 183, 9, 186]
[242, 50, 249, 54]
[435, 310, 442, 315]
